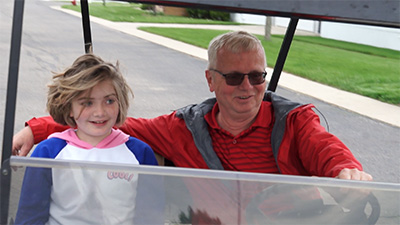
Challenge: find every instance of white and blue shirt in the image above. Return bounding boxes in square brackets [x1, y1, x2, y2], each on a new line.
[16, 128, 159, 225]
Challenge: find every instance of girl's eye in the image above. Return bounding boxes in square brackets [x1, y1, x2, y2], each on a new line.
[106, 99, 116, 105]
[81, 101, 93, 107]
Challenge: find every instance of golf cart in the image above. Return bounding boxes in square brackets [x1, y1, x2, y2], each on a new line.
[1, 0, 399, 224]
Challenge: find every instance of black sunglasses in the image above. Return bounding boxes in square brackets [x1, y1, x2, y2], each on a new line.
[210, 69, 267, 86]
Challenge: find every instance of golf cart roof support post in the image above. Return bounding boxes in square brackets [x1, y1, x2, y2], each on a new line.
[267, 18, 299, 92]
[80, 0, 93, 53]
[1, 0, 25, 223]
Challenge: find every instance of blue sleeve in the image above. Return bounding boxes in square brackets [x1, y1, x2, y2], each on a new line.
[30, 138, 67, 158]
[15, 138, 67, 225]
[15, 167, 52, 225]
[125, 137, 158, 166]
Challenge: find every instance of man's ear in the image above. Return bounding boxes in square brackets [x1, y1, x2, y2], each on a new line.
[205, 70, 214, 92]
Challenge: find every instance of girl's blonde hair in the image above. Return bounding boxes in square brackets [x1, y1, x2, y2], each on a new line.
[47, 53, 133, 127]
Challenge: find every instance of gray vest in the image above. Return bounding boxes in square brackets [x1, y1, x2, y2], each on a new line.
[175, 91, 304, 172]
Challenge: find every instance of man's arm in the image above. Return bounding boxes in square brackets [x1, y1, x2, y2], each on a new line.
[119, 113, 186, 160]
[12, 126, 34, 156]
[13, 114, 180, 158]
[13, 116, 69, 156]
[289, 106, 373, 181]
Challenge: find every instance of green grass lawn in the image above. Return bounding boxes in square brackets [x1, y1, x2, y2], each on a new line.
[139, 27, 400, 105]
[62, 3, 400, 105]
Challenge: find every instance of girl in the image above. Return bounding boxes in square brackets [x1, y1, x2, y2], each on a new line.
[16, 54, 158, 224]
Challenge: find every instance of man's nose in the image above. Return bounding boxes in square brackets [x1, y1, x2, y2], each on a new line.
[239, 75, 252, 88]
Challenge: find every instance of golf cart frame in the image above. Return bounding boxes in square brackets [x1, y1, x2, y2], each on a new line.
[1, 0, 399, 224]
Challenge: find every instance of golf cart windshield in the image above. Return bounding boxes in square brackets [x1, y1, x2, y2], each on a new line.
[8, 157, 400, 224]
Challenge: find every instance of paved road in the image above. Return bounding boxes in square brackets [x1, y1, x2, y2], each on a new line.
[1, 0, 399, 185]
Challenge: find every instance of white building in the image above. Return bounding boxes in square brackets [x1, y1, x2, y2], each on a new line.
[231, 14, 400, 51]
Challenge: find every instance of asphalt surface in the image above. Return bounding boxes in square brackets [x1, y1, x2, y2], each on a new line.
[1, 0, 399, 183]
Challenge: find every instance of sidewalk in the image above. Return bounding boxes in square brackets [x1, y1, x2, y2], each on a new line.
[108, 22, 319, 36]
[55, 6, 400, 127]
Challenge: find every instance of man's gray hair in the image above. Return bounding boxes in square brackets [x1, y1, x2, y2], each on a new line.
[207, 31, 266, 69]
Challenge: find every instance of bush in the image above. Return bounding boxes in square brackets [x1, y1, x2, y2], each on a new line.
[209, 10, 230, 21]
[187, 8, 230, 21]
[140, 4, 153, 10]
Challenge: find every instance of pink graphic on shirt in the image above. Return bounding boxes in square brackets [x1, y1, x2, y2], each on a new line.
[107, 171, 135, 182]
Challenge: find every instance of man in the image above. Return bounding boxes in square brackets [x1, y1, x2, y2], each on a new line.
[13, 31, 371, 180]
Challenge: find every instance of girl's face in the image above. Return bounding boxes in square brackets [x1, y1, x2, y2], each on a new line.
[70, 80, 119, 146]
